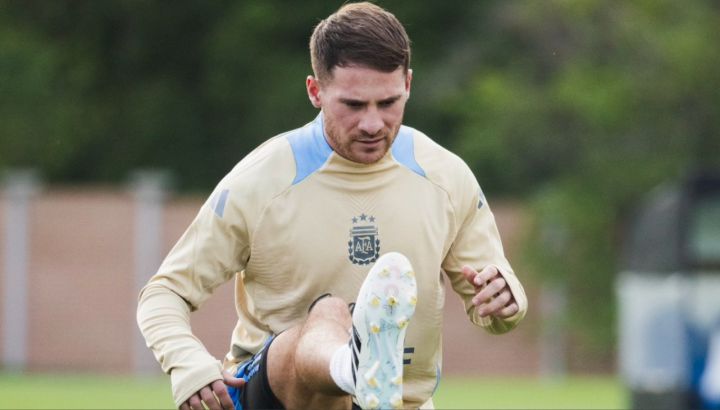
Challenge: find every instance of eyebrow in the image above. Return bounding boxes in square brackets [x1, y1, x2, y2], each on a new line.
[339, 94, 403, 106]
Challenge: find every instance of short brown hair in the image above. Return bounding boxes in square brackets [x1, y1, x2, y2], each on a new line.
[310, 2, 411, 82]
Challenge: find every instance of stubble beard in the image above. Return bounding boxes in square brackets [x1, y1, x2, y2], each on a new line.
[325, 118, 401, 165]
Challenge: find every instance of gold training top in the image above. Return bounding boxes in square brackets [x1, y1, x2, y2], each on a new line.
[137, 113, 528, 408]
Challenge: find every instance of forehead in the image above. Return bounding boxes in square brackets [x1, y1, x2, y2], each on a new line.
[323, 65, 406, 100]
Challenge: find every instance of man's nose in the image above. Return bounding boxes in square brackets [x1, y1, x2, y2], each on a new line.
[357, 108, 383, 136]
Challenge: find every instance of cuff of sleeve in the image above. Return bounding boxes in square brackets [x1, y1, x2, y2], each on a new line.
[171, 360, 224, 407]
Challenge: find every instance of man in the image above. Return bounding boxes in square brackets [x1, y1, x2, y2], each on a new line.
[137, 3, 527, 409]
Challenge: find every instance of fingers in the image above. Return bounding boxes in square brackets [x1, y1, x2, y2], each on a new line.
[185, 394, 202, 410]
[476, 289, 511, 317]
[463, 265, 518, 319]
[181, 377, 240, 410]
[463, 265, 500, 289]
[200, 386, 222, 410]
[461, 265, 478, 286]
[213, 378, 237, 410]
[223, 370, 246, 389]
[475, 265, 500, 286]
[498, 301, 520, 318]
[472, 276, 506, 306]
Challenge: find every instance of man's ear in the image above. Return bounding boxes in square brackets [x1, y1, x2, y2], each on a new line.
[405, 68, 413, 99]
[306, 75, 322, 108]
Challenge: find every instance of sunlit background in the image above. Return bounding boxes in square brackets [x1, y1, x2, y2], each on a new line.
[1, 1, 719, 408]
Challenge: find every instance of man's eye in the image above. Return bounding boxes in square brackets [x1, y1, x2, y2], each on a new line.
[379, 100, 396, 108]
[345, 102, 363, 109]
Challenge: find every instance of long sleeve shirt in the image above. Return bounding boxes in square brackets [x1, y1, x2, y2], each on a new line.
[137, 113, 528, 408]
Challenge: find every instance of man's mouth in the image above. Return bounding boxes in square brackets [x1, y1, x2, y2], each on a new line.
[356, 136, 384, 145]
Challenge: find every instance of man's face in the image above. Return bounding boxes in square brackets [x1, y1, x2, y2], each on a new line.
[306, 65, 412, 164]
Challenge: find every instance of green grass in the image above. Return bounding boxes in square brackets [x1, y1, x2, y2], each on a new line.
[0, 372, 626, 409]
[0, 372, 175, 409]
[433, 376, 627, 409]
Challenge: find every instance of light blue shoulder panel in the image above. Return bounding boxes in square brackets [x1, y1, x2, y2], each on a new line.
[391, 126, 426, 178]
[287, 114, 334, 185]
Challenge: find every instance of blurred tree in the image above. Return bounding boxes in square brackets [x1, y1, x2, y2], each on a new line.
[0, 0, 484, 189]
[448, 0, 720, 369]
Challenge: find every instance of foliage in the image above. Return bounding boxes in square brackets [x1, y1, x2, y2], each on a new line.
[0, 0, 476, 189]
[448, 0, 720, 364]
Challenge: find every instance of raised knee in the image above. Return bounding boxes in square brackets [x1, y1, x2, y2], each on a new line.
[309, 296, 351, 320]
[307, 296, 352, 328]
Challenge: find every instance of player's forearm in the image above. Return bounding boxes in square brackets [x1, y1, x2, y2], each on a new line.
[138, 284, 196, 371]
[137, 284, 223, 406]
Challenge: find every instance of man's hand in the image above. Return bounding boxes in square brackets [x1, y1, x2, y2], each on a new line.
[461, 265, 519, 319]
[179, 371, 246, 410]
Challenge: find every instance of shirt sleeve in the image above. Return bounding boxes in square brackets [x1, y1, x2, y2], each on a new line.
[442, 169, 528, 334]
[137, 186, 250, 407]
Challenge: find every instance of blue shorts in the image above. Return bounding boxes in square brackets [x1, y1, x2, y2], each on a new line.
[227, 336, 283, 410]
[227, 334, 363, 410]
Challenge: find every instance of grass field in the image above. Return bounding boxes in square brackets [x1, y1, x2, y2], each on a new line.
[0, 372, 627, 409]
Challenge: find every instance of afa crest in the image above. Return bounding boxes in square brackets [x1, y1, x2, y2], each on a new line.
[348, 214, 380, 265]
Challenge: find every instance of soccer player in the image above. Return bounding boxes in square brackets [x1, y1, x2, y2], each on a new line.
[137, 3, 528, 409]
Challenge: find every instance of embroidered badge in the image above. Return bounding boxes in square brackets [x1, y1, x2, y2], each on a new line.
[348, 214, 380, 265]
